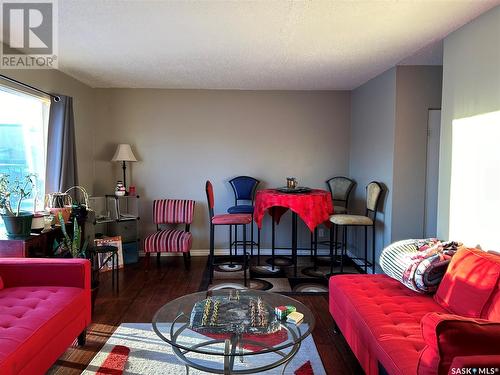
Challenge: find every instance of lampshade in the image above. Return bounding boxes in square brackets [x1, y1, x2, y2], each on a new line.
[111, 144, 137, 162]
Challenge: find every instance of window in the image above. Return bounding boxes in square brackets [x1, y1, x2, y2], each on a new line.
[449, 110, 500, 251]
[0, 85, 50, 212]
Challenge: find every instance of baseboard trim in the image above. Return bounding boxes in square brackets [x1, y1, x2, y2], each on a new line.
[139, 248, 334, 257]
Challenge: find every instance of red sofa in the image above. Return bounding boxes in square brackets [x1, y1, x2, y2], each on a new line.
[0, 258, 91, 375]
[329, 247, 500, 375]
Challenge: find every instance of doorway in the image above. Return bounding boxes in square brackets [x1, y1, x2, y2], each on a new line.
[423, 109, 441, 238]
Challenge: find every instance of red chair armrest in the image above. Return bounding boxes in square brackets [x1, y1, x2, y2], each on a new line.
[448, 355, 500, 374]
[0, 258, 90, 290]
[418, 312, 500, 375]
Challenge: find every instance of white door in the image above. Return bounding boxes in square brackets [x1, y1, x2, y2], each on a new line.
[424, 109, 441, 238]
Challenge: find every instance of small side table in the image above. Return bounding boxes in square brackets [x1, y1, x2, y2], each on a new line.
[90, 245, 119, 292]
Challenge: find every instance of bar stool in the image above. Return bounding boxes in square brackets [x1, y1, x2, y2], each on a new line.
[324, 176, 356, 272]
[206, 180, 252, 285]
[227, 176, 260, 259]
[326, 176, 356, 215]
[329, 181, 383, 274]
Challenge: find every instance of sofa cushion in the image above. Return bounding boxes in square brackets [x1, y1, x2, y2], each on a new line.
[418, 312, 500, 375]
[0, 286, 87, 374]
[329, 274, 448, 375]
[434, 248, 500, 318]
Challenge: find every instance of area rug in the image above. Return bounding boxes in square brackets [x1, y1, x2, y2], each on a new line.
[82, 323, 326, 374]
[203, 255, 360, 294]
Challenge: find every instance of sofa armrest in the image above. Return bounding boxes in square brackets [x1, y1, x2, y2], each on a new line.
[448, 355, 500, 374]
[0, 258, 90, 290]
[418, 312, 500, 375]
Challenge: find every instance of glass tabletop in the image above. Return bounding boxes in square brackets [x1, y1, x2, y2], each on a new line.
[152, 290, 315, 357]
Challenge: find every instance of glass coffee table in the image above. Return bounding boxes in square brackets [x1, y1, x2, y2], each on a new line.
[152, 290, 315, 374]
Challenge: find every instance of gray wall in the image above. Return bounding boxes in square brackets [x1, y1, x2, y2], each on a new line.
[0, 67, 97, 192]
[437, 5, 500, 239]
[349, 68, 397, 263]
[392, 66, 443, 240]
[349, 66, 443, 272]
[92, 89, 351, 250]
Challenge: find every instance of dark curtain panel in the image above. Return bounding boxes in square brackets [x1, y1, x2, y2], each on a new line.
[46, 95, 78, 193]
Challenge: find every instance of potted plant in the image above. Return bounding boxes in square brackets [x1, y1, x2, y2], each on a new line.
[0, 174, 36, 237]
[53, 212, 88, 258]
[53, 211, 99, 311]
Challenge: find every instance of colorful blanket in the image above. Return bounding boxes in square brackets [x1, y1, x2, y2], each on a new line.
[380, 239, 462, 293]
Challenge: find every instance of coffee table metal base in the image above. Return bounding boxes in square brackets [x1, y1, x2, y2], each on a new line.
[166, 315, 301, 375]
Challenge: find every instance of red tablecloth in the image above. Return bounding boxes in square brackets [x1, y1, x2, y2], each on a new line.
[254, 189, 334, 232]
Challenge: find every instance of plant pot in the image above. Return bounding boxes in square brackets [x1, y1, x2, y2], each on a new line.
[49, 207, 72, 223]
[31, 212, 47, 231]
[1, 212, 34, 237]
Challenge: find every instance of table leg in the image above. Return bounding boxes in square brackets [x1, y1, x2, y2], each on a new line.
[116, 252, 119, 292]
[313, 227, 318, 271]
[224, 339, 231, 374]
[257, 227, 261, 265]
[111, 253, 115, 288]
[292, 212, 298, 277]
[271, 208, 275, 270]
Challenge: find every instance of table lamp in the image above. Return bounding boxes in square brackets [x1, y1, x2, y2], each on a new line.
[111, 144, 137, 191]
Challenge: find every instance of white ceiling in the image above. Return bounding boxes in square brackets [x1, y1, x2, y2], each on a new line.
[57, 0, 500, 90]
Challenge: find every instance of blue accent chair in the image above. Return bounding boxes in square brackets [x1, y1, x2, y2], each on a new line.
[227, 176, 260, 261]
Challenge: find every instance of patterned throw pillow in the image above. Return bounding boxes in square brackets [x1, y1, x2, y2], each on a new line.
[380, 239, 461, 293]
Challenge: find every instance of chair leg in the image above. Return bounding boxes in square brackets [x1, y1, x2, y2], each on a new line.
[364, 226, 368, 273]
[329, 225, 334, 275]
[229, 224, 233, 260]
[183, 252, 190, 270]
[251, 216, 254, 257]
[372, 224, 376, 274]
[156, 252, 161, 267]
[209, 224, 215, 284]
[235, 224, 238, 257]
[145, 252, 151, 270]
[243, 225, 247, 287]
[77, 328, 87, 346]
[340, 226, 346, 273]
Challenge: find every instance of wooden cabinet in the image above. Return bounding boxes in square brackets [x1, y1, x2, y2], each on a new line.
[0, 226, 64, 258]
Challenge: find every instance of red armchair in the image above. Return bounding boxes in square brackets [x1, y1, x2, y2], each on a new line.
[0, 258, 91, 375]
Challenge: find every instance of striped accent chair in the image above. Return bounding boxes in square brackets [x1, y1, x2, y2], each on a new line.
[144, 199, 195, 269]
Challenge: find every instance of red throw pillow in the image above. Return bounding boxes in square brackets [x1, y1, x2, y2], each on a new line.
[434, 248, 500, 318]
[418, 312, 500, 375]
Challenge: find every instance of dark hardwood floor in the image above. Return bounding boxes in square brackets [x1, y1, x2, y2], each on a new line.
[49, 256, 363, 375]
